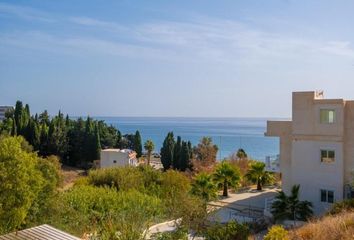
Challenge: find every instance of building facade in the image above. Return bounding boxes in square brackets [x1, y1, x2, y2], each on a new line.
[266, 91, 354, 214]
[0, 106, 13, 121]
[99, 149, 138, 168]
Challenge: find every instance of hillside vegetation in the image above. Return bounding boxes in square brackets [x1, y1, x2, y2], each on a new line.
[265, 210, 354, 240]
[289, 211, 354, 240]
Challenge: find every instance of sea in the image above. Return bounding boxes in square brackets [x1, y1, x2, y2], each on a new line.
[95, 117, 281, 161]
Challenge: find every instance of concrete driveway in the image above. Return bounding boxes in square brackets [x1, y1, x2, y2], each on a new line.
[208, 187, 279, 223]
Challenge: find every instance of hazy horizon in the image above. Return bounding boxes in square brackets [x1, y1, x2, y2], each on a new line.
[1, 1, 354, 117]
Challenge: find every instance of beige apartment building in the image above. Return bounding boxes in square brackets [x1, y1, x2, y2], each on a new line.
[266, 91, 354, 214]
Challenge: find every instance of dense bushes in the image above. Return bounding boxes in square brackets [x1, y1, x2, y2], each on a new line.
[264, 225, 289, 240]
[41, 166, 202, 239]
[88, 166, 146, 191]
[204, 221, 249, 240]
[46, 186, 162, 239]
[329, 199, 354, 215]
[0, 136, 61, 234]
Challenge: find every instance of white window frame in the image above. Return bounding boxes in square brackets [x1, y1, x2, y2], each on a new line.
[320, 189, 335, 203]
[320, 149, 335, 164]
[320, 109, 336, 124]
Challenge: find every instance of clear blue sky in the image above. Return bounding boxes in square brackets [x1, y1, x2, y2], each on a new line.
[1, 0, 354, 117]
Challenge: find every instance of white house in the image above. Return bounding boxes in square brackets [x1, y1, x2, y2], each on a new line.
[99, 149, 138, 168]
[266, 91, 354, 215]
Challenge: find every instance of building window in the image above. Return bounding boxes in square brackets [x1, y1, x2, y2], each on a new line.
[321, 150, 335, 163]
[320, 189, 334, 203]
[320, 109, 335, 124]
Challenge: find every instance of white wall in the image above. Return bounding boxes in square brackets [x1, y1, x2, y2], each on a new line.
[100, 151, 130, 168]
[290, 140, 344, 214]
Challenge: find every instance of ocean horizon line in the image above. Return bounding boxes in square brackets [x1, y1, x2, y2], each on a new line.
[71, 116, 291, 120]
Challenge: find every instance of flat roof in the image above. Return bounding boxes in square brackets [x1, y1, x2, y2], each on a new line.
[101, 148, 135, 153]
[0, 224, 80, 240]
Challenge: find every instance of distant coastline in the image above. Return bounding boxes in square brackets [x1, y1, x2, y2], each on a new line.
[90, 117, 281, 161]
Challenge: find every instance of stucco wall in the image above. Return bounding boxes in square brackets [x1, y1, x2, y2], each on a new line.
[100, 151, 130, 168]
[291, 140, 344, 214]
[292, 92, 344, 137]
[344, 101, 354, 184]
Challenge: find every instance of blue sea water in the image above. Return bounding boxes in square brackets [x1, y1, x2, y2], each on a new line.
[95, 117, 280, 161]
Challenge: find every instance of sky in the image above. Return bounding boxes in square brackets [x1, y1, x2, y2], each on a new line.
[0, 0, 354, 118]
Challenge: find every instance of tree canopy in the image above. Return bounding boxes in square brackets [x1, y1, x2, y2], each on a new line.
[160, 132, 192, 171]
[245, 161, 274, 190]
[0, 101, 142, 167]
[271, 185, 313, 221]
[0, 136, 61, 234]
[213, 161, 241, 197]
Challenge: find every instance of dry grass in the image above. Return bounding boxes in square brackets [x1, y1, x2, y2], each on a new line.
[289, 211, 354, 240]
[59, 165, 86, 191]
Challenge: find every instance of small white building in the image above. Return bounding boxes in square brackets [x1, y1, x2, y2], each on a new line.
[99, 149, 138, 168]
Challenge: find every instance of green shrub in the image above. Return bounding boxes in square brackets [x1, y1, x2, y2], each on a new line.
[204, 221, 250, 240]
[329, 199, 354, 215]
[0, 136, 59, 234]
[264, 225, 289, 240]
[46, 185, 163, 239]
[88, 167, 145, 191]
[152, 228, 188, 240]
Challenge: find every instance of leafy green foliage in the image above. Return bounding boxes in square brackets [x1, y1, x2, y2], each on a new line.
[47, 186, 163, 239]
[160, 132, 192, 171]
[144, 139, 155, 165]
[245, 161, 274, 190]
[193, 137, 219, 166]
[88, 166, 145, 191]
[204, 221, 250, 240]
[213, 161, 241, 197]
[152, 229, 188, 240]
[161, 132, 175, 170]
[191, 172, 218, 202]
[236, 148, 248, 159]
[0, 136, 60, 234]
[0, 100, 130, 167]
[264, 225, 289, 240]
[46, 167, 201, 239]
[134, 130, 143, 158]
[271, 185, 313, 221]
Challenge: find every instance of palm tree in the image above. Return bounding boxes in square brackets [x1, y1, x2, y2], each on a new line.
[271, 185, 313, 221]
[236, 148, 248, 159]
[245, 161, 274, 190]
[144, 139, 155, 166]
[213, 161, 241, 197]
[191, 172, 218, 202]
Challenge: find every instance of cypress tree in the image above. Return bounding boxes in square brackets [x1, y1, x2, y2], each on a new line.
[93, 124, 101, 160]
[83, 117, 94, 165]
[134, 130, 142, 158]
[180, 141, 191, 171]
[173, 136, 182, 169]
[14, 101, 23, 133]
[39, 123, 48, 156]
[160, 132, 175, 170]
[11, 119, 17, 136]
[39, 110, 50, 125]
[187, 141, 193, 159]
[65, 114, 70, 128]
